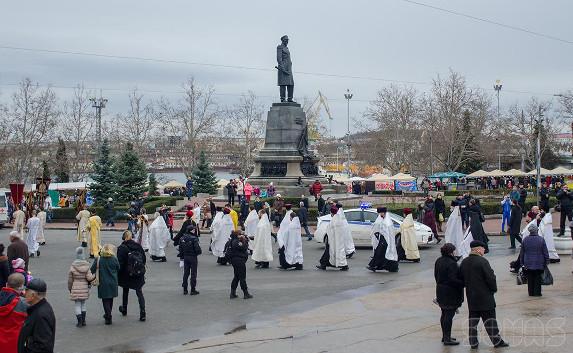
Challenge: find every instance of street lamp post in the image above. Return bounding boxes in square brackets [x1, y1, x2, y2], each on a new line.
[344, 89, 353, 176]
[89, 96, 108, 148]
[494, 80, 502, 119]
[535, 107, 544, 205]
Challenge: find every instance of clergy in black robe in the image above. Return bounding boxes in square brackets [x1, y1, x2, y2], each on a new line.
[367, 207, 399, 272]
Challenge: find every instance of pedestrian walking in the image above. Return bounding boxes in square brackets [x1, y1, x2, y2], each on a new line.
[423, 196, 440, 243]
[460, 241, 509, 349]
[434, 194, 446, 233]
[104, 198, 115, 227]
[0, 273, 27, 353]
[277, 212, 304, 270]
[18, 278, 56, 353]
[90, 244, 120, 325]
[508, 199, 523, 249]
[174, 224, 202, 295]
[36, 208, 46, 246]
[76, 205, 90, 247]
[500, 195, 511, 234]
[67, 247, 95, 327]
[86, 210, 102, 259]
[520, 224, 550, 297]
[227, 231, 253, 299]
[434, 243, 464, 346]
[117, 232, 147, 321]
[298, 202, 313, 241]
[25, 211, 40, 258]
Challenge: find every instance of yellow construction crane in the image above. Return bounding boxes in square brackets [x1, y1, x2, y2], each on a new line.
[304, 91, 333, 139]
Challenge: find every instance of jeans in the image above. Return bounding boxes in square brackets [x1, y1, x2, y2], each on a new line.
[468, 310, 503, 347]
[102, 298, 113, 318]
[501, 212, 510, 233]
[182, 256, 198, 291]
[526, 269, 543, 296]
[230, 258, 248, 293]
[122, 287, 145, 312]
[440, 308, 456, 341]
[228, 194, 235, 206]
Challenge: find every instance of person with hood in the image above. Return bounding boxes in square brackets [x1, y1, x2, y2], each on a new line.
[336, 204, 356, 258]
[67, 247, 95, 327]
[85, 210, 102, 258]
[11, 258, 32, 286]
[444, 206, 464, 256]
[397, 208, 420, 262]
[423, 196, 440, 243]
[18, 278, 56, 353]
[367, 207, 398, 272]
[91, 244, 120, 325]
[117, 232, 147, 322]
[508, 199, 523, 249]
[317, 206, 348, 271]
[13, 206, 26, 239]
[148, 211, 170, 262]
[244, 206, 259, 239]
[36, 208, 46, 246]
[76, 205, 91, 246]
[252, 210, 273, 269]
[228, 231, 253, 299]
[278, 212, 304, 270]
[174, 224, 202, 295]
[434, 194, 446, 233]
[211, 208, 234, 265]
[520, 223, 550, 297]
[0, 273, 27, 353]
[460, 240, 509, 349]
[25, 211, 40, 258]
[434, 243, 464, 346]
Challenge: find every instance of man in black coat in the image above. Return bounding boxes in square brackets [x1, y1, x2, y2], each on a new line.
[434, 243, 464, 346]
[508, 200, 523, 249]
[18, 278, 56, 353]
[460, 241, 508, 349]
[298, 202, 312, 241]
[174, 224, 202, 295]
[518, 185, 528, 216]
[539, 183, 550, 212]
[117, 231, 147, 322]
[228, 231, 252, 299]
[317, 194, 325, 216]
[556, 185, 573, 237]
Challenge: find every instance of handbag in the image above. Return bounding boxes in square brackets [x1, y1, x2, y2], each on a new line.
[516, 267, 527, 285]
[541, 265, 554, 286]
[91, 258, 100, 286]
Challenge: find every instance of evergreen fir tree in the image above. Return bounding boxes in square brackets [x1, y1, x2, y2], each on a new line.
[90, 139, 116, 205]
[458, 110, 484, 173]
[55, 138, 70, 182]
[192, 150, 219, 195]
[148, 173, 158, 196]
[114, 142, 148, 202]
[41, 160, 51, 180]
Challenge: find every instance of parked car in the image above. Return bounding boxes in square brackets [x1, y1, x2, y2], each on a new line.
[314, 208, 433, 247]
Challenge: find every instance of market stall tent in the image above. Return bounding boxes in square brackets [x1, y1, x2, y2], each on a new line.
[163, 180, 186, 188]
[550, 166, 573, 175]
[526, 168, 553, 176]
[466, 170, 489, 178]
[502, 169, 526, 176]
[390, 173, 416, 181]
[428, 171, 466, 179]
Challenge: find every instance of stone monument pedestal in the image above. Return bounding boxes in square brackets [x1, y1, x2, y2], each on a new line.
[554, 228, 573, 255]
[249, 102, 345, 197]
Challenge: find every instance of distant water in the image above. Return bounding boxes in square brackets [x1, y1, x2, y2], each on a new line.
[154, 171, 239, 184]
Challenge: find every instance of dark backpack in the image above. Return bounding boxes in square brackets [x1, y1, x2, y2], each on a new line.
[224, 239, 233, 261]
[127, 251, 146, 277]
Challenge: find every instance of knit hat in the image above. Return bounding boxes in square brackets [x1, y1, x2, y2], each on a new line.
[186, 210, 194, 218]
[75, 246, 86, 260]
[11, 258, 25, 269]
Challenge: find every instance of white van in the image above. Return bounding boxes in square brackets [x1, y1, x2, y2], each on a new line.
[0, 189, 8, 227]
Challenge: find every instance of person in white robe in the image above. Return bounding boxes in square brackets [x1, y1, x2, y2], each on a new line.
[13, 207, 26, 239]
[36, 208, 47, 245]
[211, 208, 234, 265]
[540, 211, 559, 262]
[75, 206, 91, 245]
[276, 206, 293, 248]
[26, 211, 40, 257]
[444, 206, 464, 256]
[192, 203, 201, 224]
[149, 213, 170, 262]
[336, 205, 356, 258]
[252, 210, 273, 268]
[317, 206, 348, 270]
[397, 208, 420, 262]
[244, 206, 259, 251]
[459, 228, 474, 259]
[367, 207, 398, 272]
[137, 211, 150, 251]
[278, 212, 303, 270]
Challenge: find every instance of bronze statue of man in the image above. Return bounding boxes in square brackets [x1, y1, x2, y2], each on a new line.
[276, 35, 294, 102]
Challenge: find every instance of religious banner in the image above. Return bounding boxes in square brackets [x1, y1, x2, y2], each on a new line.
[9, 183, 24, 205]
[395, 180, 417, 191]
[375, 181, 394, 191]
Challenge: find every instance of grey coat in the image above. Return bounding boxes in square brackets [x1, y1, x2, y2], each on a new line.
[277, 44, 294, 86]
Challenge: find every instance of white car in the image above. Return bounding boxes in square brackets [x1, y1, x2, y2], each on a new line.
[314, 208, 433, 247]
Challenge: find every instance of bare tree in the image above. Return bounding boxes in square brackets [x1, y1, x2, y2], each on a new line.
[0, 97, 10, 185]
[61, 85, 94, 181]
[4, 78, 59, 183]
[364, 85, 421, 173]
[157, 78, 219, 176]
[225, 91, 265, 175]
[116, 89, 155, 153]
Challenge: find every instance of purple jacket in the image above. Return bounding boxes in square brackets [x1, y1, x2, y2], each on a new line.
[520, 234, 549, 270]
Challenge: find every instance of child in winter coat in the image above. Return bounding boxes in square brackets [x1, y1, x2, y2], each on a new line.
[68, 247, 95, 327]
[11, 258, 32, 285]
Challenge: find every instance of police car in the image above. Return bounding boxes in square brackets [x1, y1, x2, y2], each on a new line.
[314, 207, 434, 247]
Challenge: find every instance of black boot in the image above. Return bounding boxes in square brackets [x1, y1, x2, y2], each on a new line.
[139, 310, 146, 322]
[230, 291, 238, 299]
[76, 314, 83, 328]
[243, 290, 253, 299]
[81, 311, 86, 326]
[104, 315, 112, 325]
[119, 305, 127, 316]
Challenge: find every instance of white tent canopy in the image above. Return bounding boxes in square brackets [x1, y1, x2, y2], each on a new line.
[550, 166, 573, 175]
[390, 173, 416, 181]
[502, 169, 526, 176]
[163, 180, 185, 188]
[526, 168, 553, 176]
[26, 182, 89, 192]
[367, 173, 392, 181]
[466, 170, 489, 177]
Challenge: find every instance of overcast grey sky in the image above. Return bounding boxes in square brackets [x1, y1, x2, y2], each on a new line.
[1, 0, 571, 137]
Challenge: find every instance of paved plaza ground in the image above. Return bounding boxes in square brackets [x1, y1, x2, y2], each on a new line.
[0, 227, 571, 353]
